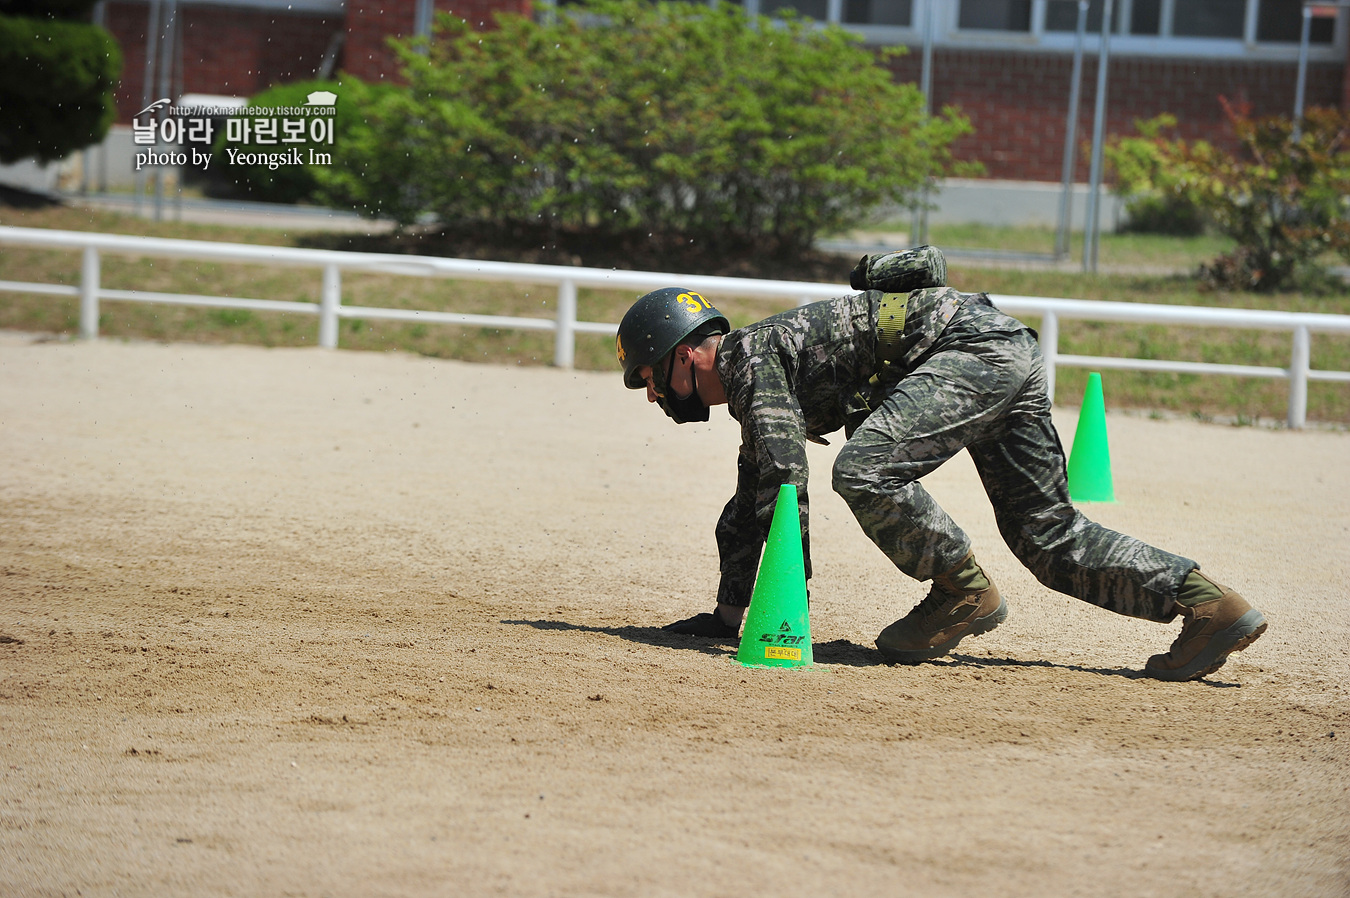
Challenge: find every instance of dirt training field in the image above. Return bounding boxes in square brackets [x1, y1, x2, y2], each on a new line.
[1, 330, 1347, 897]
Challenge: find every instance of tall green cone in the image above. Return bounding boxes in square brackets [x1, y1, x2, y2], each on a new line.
[1067, 372, 1115, 503]
[736, 483, 813, 669]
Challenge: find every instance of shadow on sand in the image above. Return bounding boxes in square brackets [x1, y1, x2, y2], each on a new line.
[500, 618, 1241, 685]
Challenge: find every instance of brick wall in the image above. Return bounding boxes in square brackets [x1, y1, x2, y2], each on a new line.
[101, 1, 1346, 182]
[343, 0, 417, 83]
[106, 1, 340, 121]
[888, 48, 1345, 182]
[344, 0, 533, 82]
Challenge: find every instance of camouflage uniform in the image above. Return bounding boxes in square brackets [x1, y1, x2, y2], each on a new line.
[713, 287, 1196, 623]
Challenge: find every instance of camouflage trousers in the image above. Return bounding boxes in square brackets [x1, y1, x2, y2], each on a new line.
[830, 302, 1195, 622]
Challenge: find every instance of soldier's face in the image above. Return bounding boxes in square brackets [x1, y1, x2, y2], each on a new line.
[638, 366, 661, 404]
[639, 347, 711, 425]
[638, 350, 692, 405]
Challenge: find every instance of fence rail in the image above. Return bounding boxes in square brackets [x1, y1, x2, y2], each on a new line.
[2, 225, 1348, 428]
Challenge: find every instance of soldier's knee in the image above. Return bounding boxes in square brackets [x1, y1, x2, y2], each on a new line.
[832, 442, 880, 501]
[1001, 505, 1081, 558]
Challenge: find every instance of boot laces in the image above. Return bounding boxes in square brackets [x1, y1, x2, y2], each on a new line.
[911, 582, 963, 628]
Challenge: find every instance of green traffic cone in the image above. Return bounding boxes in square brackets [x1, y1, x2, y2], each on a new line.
[1067, 372, 1115, 503]
[736, 483, 813, 669]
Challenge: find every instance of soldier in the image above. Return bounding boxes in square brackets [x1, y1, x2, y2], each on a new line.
[614, 247, 1268, 681]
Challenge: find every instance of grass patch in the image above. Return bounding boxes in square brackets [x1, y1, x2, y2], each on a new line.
[915, 221, 1237, 273]
[2, 202, 1347, 424]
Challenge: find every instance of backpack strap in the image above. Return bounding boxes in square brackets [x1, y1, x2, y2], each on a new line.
[875, 292, 909, 363]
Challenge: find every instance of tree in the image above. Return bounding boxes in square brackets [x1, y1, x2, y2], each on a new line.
[1132, 101, 1350, 292]
[208, 78, 395, 205]
[319, 0, 976, 255]
[0, 1, 122, 164]
[1103, 114, 1204, 235]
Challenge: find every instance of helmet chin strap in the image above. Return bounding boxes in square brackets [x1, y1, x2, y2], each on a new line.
[652, 351, 675, 398]
[656, 348, 697, 400]
[654, 348, 710, 424]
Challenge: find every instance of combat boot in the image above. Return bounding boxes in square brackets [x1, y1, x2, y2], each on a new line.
[1145, 571, 1267, 681]
[876, 553, 1007, 664]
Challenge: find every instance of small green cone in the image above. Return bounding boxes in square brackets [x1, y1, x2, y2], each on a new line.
[736, 483, 813, 669]
[1067, 372, 1115, 503]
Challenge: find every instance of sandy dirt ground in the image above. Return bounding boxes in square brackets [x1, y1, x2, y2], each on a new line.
[1, 329, 1347, 898]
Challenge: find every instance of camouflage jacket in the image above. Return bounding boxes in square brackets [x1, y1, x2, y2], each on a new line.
[710, 287, 979, 606]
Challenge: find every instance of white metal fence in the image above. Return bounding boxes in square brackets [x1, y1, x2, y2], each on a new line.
[2, 225, 1349, 428]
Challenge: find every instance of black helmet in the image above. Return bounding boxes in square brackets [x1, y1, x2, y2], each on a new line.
[616, 287, 729, 390]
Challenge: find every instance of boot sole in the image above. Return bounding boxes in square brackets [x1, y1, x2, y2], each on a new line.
[877, 597, 1008, 664]
[1145, 609, 1268, 682]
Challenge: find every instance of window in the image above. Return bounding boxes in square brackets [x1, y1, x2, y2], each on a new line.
[843, 0, 913, 27]
[1128, 0, 1162, 35]
[952, 0, 1339, 47]
[719, 0, 1342, 55]
[1173, 0, 1246, 38]
[761, 0, 829, 18]
[1044, 0, 1126, 33]
[1257, 0, 1336, 43]
[958, 0, 1032, 31]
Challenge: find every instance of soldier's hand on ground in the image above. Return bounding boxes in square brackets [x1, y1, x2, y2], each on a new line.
[661, 610, 740, 638]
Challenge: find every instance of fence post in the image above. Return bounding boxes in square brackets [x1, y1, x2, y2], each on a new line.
[1288, 324, 1310, 429]
[1039, 309, 1059, 405]
[79, 246, 100, 340]
[554, 278, 577, 368]
[319, 263, 340, 349]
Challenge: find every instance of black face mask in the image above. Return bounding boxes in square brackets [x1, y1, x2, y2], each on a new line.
[653, 353, 710, 424]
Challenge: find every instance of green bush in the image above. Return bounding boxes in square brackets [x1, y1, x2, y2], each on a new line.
[309, 79, 427, 222]
[210, 78, 393, 204]
[0, 13, 121, 164]
[319, 0, 976, 254]
[1116, 194, 1206, 236]
[1104, 114, 1205, 236]
[1129, 102, 1350, 292]
[1194, 103, 1350, 292]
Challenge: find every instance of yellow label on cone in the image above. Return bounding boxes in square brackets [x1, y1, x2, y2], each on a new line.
[765, 646, 802, 661]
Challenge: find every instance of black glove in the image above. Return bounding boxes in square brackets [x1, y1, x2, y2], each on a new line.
[662, 610, 740, 638]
